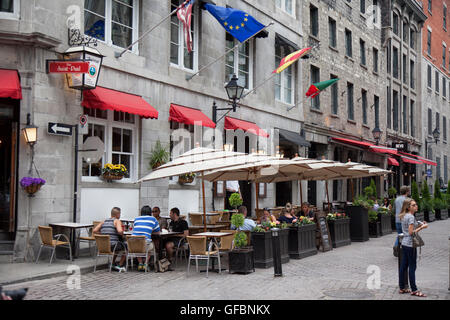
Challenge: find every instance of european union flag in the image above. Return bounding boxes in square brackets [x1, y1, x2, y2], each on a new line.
[204, 3, 265, 42]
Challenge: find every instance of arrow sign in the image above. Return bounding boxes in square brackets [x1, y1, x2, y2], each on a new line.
[48, 123, 73, 136]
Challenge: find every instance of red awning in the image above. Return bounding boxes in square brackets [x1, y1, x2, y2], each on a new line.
[399, 151, 437, 166]
[0, 69, 22, 99]
[82, 86, 158, 119]
[388, 157, 399, 166]
[369, 145, 398, 155]
[169, 104, 216, 128]
[401, 156, 423, 165]
[331, 137, 373, 148]
[224, 116, 269, 137]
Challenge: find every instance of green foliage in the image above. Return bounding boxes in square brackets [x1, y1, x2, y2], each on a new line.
[433, 197, 446, 210]
[447, 181, 450, 195]
[228, 192, 243, 208]
[353, 195, 370, 208]
[280, 222, 289, 229]
[294, 216, 315, 226]
[421, 182, 431, 200]
[434, 179, 442, 199]
[388, 187, 397, 198]
[233, 232, 247, 248]
[368, 209, 378, 223]
[370, 179, 377, 198]
[422, 198, 434, 212]
[231, 213, 245, 229]
[411, 180, 420, 203]
[147, 140, 170, 170]
[377, 207, 390, 215]
[253, 226, 266, 232]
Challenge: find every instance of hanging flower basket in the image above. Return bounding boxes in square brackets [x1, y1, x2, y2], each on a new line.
[102, 173, 124, 181]
[178, 172, 196, 184]
[20, 177, 46, 196]
[101, 163, 128, 181]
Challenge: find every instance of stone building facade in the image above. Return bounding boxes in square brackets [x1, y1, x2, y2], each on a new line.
[0, 0, 312, 259]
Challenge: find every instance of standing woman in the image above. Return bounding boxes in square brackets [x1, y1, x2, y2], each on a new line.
[398, 198, 428, 297]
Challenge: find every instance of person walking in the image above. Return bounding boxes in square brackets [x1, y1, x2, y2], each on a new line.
[393, 186, 410, 257]
[398, 198, 428, 297]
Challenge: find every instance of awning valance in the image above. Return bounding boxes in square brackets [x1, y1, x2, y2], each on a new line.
[169, 104, 216, 128]
[401, 156, 423, 165]
[331, 137, 374, 148]
[82, 86, 158, 119]
[0, 69, 22, 100]
[399, 151, 437, 166]
[224, 116, 269, 138]
[278, 128, 310, 147]
[388, 157, 399, 166]
[369, 145, 398, 155]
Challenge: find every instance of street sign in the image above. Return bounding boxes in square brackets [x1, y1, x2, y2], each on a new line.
[81, 136, 104, 164]
[427, 169, 432, 178]
[48, 123, 73, 136]
[79, 114, 89, 135]
[46, 60, 90, 73]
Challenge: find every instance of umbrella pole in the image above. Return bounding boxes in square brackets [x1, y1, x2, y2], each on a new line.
[325, 180, 331, 213]
[255, 182, 259, 211]
[202, 171, 207, 233]
[299, 180, 303, 205]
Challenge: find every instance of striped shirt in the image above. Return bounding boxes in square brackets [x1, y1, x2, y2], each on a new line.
[100, 218, 120, 245]
[132, 216, 160, 242]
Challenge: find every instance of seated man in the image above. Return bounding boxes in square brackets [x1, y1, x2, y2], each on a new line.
[93, 207, 127, 272]
[152, 206, 168, 230]
[231, 206, 256, 231]
[132, 206, 161, 271]
[298, 202, 315, 220]
[165, 207, 189, 270]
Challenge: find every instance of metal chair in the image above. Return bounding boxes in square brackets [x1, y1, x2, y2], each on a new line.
[186, 236, 221, 278]
[125, 235, 157, 273]
[93, 234, 125, 272]
[79, 221, 101, 256]
[35, 226, 72, 264]
[174, 237, 189, 268]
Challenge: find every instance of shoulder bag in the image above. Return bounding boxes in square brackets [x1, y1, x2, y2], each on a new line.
[412, 232, 424, 248]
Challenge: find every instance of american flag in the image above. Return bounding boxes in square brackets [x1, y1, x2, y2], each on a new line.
[177, 0, 195, 53]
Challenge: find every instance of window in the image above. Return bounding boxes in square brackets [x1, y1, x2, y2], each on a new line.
[403, 21, 408, 43]
[436, 112, 440, 130]
[410, 29, 415, 49]
[444, 116, 447, 141]
[444, 5, 447, 30]
[393, 47, 399, 79]
[360, 0, 365, 14]
[329, 17, 337, 48]
[0, 0, 19, 18]
[373, 0, 379, 25]
[387, 40, 391, 74]
[310, 5, 319, 37]
[82, 108, 137, 180]
[373, 48, 378, 73]
[403, 54, 407, 84]
[410, 60, 415, 89]
[402, 95, 407, 134]
[226, 33, 252, 89]
[443, 77, 447, 98]
[310, 65, 320, 109]
[387, 86, 391, 129]
[362, 89, 368, 124]
[275, 45, 294, 105]
[427, 30, 432, 55]
[428, 108, 432, 135]
[436, 71, 440, 93]
[393, 90, 399, 131]
[347, 82, 354, 120]
[360, 39, 366, 66]
[374, 95, 380, 128]
[345, 29, 352, 57]
[427, 65, 432, 88]
[443, 45, 447, 68]
[428, 0, 432, 13]
[437, 157, 441, 180]
[393, 13, 399, 35]
[410, 100, 415, 137]
[84, 0, 139, 51]
[331, 74, 338, 115]
[276, 0, 295, 16]
[444, 155, 448, 182]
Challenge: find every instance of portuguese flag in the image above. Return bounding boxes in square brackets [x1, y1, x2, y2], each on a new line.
[306, 78, 339, 98]
[272, 47, 312, 74]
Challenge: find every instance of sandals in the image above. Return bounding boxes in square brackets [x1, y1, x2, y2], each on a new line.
[399, 289, 411, 294]
[411, 291, 427, 297]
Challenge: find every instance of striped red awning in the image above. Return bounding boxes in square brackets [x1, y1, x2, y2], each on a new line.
[369, 145, 398, 155]
[169, 104, 216, 128]
[401, 156, 423, 165]
[331, 137, 373, 148]
[388, 157, 399, 166]
[224, 116, 269, 138]
[399, 151, 437, 166]
[82, 86, 158, 119]
[0, 69, 22, 99]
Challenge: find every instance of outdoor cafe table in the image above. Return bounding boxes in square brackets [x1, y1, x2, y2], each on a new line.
[193, 231, 232, 273]
[124, 231, 183, 260]
[120, 218, 135, 231]
[189, 224, 228, 234]
[48, 222, 93, 259]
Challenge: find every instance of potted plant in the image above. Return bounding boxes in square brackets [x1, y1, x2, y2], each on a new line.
[377, 207, 392, 236]
[147, 140, 170, 170]
[421, 182, 435, 222]
[228, 214, 255, 274]
[228, 192, 243, 210]
[278, 222, 290, 264]
[442, 193, 450, 220]
[20, 177, 46, 197]
[102, 163, 128, 181]
[411, 180, 424, 222]
[326, 212, 351, 248]
[178, 172, 196, 184]
[433, 180, 448, 220]
[388, 186, 397, 199]
[346, 195, 370, 242]
[288, 216, 317, 259]
[368, 209, 381, 238]
[251, 223, 274, 268]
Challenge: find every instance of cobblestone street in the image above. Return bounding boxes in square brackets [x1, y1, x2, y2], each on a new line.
[3, 219, 450, 300]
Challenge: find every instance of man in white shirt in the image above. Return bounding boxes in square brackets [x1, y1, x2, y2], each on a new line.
[226, 180, 241, 210]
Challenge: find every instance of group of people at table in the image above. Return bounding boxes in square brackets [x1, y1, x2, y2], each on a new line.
[93, 202, 316, 272]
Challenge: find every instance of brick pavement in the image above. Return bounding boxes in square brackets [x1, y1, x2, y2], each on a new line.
[3, 219, 450, 300]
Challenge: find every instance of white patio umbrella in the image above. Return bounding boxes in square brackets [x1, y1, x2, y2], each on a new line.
[137, 147, 274, 231]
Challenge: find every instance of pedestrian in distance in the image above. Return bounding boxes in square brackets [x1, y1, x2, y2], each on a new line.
[398, 198, 428, 297]
[393, 186, 410, 257]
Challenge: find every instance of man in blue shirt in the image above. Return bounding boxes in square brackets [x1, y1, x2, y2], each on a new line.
[132, 206, 160, 271]
[231, 206, 256, 231]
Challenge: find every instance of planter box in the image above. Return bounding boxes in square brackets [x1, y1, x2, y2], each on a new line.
[228, 247, 255, 274]
[424, 210, 435, 222]
[251, 231, 273, 268]
[328, 218, 351, 248]
[369, 221, 382, 238]
[345, 205, 369, 242]
[435, 209, 449, 220]
[288, 224, 317, 259]
[279, 228, 290, 264]
[379, 214, 392, 236]
[390, 214, 397, 231]
[415, 211, 424, 223]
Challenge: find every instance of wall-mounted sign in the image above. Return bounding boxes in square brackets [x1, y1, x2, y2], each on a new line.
[427, 169, 432, 178]
[48, 122, 73, 136]
[46, 60, 89, 74]
[392, 142, 408, 152]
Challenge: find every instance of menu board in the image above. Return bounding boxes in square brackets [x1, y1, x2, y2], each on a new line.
[317, 213, 332, 252]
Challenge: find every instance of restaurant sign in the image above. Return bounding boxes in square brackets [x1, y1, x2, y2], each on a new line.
[392, 142, 408, 152]
[46, 60, 89, 74]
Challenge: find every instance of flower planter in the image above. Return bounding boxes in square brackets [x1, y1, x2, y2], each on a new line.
[345, 205, 369, 242]
[251, 231, 273, 268]
[23, 184, 42, 196]
[279, 228, 290, 264]
[178, 176, 194, 184]
[391, 214, 397, 231]
[228, 247, 255, 274]
[288, 224, 317, 259]
[368, 221, 382, 238]
[102, 173, 123, 181]
[435, 209, 449, 220]
[424, 210, 435, 222]
[415, 211, 424, 223]
[379, 214, 392, 236]
[328, 218, 351, 248]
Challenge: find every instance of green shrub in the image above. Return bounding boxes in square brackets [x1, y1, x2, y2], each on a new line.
[434, 179, 442, 199]
[233, 231, 247, 248]
[388, 187, 397, 198]
[421, 182, 431, 200]
[231, 213, 244, 229]
[228, 192, 243, 209]
[433, 198, 446, 210]
[368, 209, 378, 223]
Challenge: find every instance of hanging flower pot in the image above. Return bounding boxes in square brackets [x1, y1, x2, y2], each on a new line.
[20, 177, 46, 197]
[178, 172, 196, 184]
[102, 163, 128, 182]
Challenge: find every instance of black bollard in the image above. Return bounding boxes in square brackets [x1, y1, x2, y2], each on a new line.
[272, 228, 282, 277]
[398, 233, 409, 289]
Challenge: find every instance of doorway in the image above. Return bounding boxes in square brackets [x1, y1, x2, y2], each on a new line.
[0, 100, 19, 235]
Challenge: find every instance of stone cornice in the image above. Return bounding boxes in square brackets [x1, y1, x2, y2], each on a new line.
[0, 31, 61, 49]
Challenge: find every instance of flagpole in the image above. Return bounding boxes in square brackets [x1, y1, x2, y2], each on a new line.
[186, 22, 274, 81]
[240, 73, 277, 100]
[115, 0, 191, 58]
[287, 96, 310, 112]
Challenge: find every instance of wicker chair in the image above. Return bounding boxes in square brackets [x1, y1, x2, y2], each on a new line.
[125, 235, 157, 273]
[93, 234, 126, 272]
[79, 221, 101, 256]
[186, 236, 220, 278]
[35, 226, 72, 264]
[208, 214, 220, 224]
[189, 213, 203, 226]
